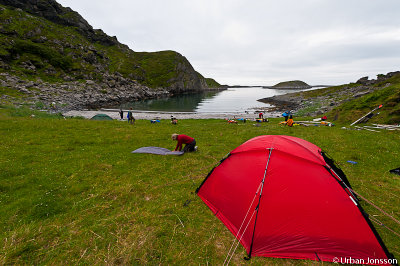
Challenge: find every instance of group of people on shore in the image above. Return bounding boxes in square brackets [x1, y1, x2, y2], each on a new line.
[258, 111, 294, 126]
[282, 111, 294, 127]
[118, 109, 196, 153]
[119, 108, 135, 124]
[121, 109, 296, 154]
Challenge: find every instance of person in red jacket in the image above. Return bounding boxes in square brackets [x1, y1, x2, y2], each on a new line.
[172, 133, 197, 152]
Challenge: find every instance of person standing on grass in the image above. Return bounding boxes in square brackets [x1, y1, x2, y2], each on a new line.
[282, 111, 290, 121]
[119, 109, 124, 120]
[127, 108, 135, 125]
[172, 133, 197, 152]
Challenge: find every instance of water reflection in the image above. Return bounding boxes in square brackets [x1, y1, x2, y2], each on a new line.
[119, 87, 304, 113]
[120, 91, 219, 112]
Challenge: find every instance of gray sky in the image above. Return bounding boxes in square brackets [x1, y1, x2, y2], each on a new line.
[57, 0, 400, 86]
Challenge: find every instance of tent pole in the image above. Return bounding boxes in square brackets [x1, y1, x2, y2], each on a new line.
[327, 165, 358, 201]
[246, 148, 273, 259]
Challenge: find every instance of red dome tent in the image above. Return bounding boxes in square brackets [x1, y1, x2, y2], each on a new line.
[196, 135, 394, 264]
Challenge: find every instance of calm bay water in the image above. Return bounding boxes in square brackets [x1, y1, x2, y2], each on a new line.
[120, 87, 303, 114]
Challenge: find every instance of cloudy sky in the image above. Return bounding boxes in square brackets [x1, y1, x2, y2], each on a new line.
[58, 0, 400, 86]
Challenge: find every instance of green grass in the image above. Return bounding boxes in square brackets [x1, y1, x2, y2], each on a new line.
[205, 78, 221, 88]
[0, 108, 399, 265]
[295, 102, 322, 117]
[329, 82, 400, 124]
[0, 87, 25, 98]
[295, 83, 360, 99]
[132, 51, 181, 88]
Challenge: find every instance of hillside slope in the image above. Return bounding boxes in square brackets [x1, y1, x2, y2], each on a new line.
[329, 73, 400, 124]
[0, 0, 220, 110]
[259, 72, 400, 124]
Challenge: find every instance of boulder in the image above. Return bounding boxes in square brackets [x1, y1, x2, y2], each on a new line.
[356, 76, 369, 85]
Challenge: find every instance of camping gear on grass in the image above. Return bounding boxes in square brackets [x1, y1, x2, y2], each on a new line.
[350, 104, 383, 126]
[91, 114, 113, 120]
[196, 135, 393, 264]
[297, 120, 334, 127]
[389, 167, 400, 176]
[131, 147, 184, 155]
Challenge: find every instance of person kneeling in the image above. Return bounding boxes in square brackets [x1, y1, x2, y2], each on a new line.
[286, 115, 294, 127]
[172, 133, 197, 152]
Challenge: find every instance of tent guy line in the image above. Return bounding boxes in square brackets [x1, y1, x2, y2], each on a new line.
[224, 182, 262, 266]
[224, 203, 257, 266]
[369, 216, 400, 239]
[225, 148, 274, 265]
[349, 188, 400, 227]
[196, 135, 395, 263]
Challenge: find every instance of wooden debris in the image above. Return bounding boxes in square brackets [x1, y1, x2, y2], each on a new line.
[372, 124, 400, 130]
[351, 124, 400, 132]
[354, 126, 380, 132]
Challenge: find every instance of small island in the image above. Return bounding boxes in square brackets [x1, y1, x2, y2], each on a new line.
[264, 80, 311, 90]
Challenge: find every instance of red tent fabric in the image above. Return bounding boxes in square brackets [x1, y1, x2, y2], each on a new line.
[197, 135, 393, 264]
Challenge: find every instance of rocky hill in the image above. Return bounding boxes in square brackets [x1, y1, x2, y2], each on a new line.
[0, 0, 221, 111]
[270, 80, 311, 89]
[259, 71, 400, 124]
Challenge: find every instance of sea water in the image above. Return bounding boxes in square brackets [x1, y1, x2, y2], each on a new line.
[119, 87, 304, 114]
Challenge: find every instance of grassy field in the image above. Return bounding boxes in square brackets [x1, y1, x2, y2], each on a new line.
[0, 106, 399, 265]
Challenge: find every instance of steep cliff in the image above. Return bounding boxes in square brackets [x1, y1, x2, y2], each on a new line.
[0, 0, 220, 110]
[0, 0, 120, 46]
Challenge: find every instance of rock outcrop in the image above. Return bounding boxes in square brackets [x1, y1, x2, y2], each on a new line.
[0, 0, 221, 111]
[356, 71, 400, 86]
[0, 0, 119, 46]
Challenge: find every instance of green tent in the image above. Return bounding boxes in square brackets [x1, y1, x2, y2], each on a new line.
[91, 114, 113, 120]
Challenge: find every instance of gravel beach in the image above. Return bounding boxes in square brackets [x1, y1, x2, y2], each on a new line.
[63, 109, 283, 120]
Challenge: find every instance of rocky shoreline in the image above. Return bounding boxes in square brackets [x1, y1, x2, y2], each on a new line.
[0, 72, 172, 111]
[258, 87, 373, 116]
[0, 72, 225, 112]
